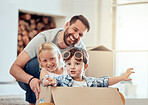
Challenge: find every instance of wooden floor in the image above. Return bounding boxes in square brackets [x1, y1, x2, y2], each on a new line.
[0, 95, 28, 105]
[0, 82, 28, 105]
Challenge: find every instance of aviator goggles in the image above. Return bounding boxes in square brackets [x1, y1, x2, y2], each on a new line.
[63, 51, 83, 61]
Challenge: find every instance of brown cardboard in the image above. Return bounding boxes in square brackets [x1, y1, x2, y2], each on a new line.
[86, 45, 114, 78]
[36, 86, 54, 104]
[37, 86, 124, 105]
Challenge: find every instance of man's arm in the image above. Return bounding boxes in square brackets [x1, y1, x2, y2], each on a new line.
[10, 50, 40, 99]
[10, 50, 32, 83]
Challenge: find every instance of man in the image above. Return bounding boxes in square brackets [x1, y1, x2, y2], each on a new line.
[10, 15, 90, 105]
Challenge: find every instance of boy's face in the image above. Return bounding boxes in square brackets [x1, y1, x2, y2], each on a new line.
[65, 56, 88, 81]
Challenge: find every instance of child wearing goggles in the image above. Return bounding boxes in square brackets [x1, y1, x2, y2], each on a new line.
[38, 42, 67, 81]
[41, 47, 134, 87]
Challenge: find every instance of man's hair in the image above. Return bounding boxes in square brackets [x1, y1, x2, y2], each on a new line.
[64, 47, 89, 64]
[70, 15, 90, 32]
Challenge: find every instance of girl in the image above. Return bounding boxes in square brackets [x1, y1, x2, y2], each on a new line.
[38, 42, 67, 80]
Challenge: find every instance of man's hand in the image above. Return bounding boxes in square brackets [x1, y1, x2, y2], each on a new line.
[29, 78, 41, 99]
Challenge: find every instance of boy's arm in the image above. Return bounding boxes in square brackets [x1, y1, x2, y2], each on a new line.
[41, 76, 57, 87]
[96, 76, 109, 87]
[108, 68, 135, 86]
[41, 75, 65, 87]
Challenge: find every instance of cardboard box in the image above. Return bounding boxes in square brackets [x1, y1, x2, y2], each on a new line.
[36, 86, 124, 105]
[86, 45, 114, 78]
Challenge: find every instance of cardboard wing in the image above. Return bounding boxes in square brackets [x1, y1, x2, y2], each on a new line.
[37, 86, 124, 105]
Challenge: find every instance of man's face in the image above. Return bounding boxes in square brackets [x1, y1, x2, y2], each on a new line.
[64, 20, 87, 46]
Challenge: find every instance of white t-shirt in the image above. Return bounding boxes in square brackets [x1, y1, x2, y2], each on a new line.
[24, 28, 86, 59]
[72, 80, 87, 87]
[42, 68, 67, 76]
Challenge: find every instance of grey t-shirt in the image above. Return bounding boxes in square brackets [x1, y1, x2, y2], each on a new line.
[24, 28, 86, 59]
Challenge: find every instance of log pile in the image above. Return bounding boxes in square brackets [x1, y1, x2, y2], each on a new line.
[17, 12, 56, 55]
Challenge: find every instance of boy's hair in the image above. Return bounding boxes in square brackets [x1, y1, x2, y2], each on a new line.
[38, 42, 64, 68]
[64, 47, 89, 64]
[70, 15, 90, 32]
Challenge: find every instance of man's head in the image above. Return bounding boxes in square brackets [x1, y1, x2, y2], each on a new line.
[63, 47, 89, 81]
[63, 15, 90, 46]
[69, 15, 90, 32]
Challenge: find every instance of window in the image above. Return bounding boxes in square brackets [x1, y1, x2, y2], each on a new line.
[113, 0, 148, 98]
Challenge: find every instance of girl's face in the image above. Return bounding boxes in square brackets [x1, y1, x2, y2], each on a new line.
[39, 50, 59, 72]
[65, 56, 88, 81]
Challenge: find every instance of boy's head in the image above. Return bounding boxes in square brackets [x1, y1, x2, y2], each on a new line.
[63, 47, 89, 81]
[63, 47, 89, 65]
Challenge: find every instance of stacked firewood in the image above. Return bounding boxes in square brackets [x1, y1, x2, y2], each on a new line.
[18, 12, 56, 55]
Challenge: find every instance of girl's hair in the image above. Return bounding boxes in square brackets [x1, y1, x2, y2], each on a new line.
[64, 47, 89, 64]
[38, 42, 64, 69]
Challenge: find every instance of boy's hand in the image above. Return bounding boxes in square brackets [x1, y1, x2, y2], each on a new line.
[121, 68, 135, 81]
[108, 68, 135, 86]
[43, 77, 57, 87]
[47, 77, 57, 87]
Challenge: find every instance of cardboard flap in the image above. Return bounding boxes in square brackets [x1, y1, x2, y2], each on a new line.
[36, 86, 54, 104]
[87, 45, 111, 51]
[52, 87, 123, 105]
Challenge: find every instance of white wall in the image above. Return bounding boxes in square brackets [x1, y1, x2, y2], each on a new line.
[0, 1, 18, 82]
[0, 0, 102, 82]
[10, 0, 71, 16]
[70, 0, 99, 47]
[98, 0, 113, 49]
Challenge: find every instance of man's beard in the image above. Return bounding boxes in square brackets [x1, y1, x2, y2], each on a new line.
[63, 29, 78, 46]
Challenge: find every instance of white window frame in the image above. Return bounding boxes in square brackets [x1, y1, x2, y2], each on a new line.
[112, 0, 148, 99]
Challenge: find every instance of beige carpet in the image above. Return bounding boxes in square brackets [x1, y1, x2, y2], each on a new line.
[0, 95, 28, 105]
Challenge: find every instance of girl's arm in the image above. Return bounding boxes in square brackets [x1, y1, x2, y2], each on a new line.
[40, 69, 48, 80]
[108, 68, 135, 86]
